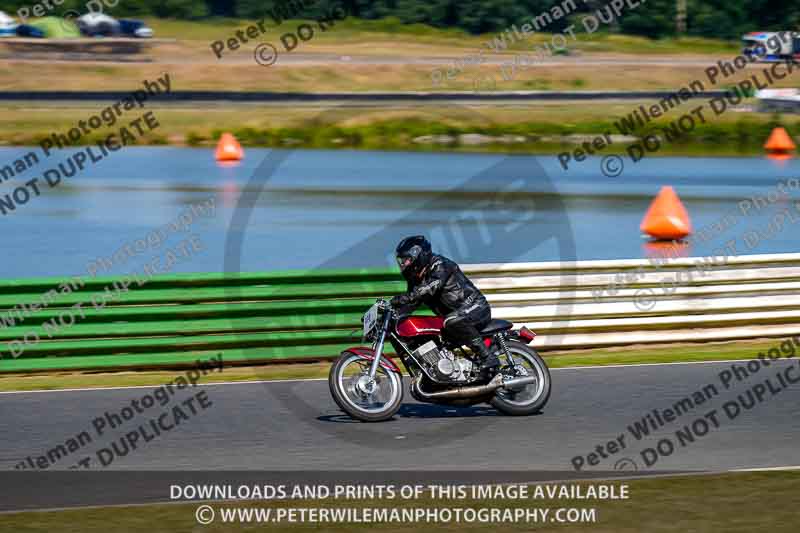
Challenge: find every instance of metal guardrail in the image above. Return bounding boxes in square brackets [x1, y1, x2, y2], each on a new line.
[0, 253, 797, 373]
[466, 253, 800, 349]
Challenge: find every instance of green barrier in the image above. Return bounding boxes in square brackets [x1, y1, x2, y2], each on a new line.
[0, 268, 400, 293]
[0, 268, 408, 373]
[0, 310, 368, 340]
[0, 281, 406, 308]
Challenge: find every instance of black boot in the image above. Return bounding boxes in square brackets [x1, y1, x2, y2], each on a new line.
[471, 337, 500, 382]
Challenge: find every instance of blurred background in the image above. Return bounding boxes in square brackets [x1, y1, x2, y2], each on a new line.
[2, 0, 800, 277]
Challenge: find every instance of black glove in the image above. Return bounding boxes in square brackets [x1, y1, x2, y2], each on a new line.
[390, 294, 409, 308]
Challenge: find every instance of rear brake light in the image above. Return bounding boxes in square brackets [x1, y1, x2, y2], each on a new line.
[518, 327, 536, 343]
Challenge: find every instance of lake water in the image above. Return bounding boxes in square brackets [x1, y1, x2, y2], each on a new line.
[1, 146, 798, 279]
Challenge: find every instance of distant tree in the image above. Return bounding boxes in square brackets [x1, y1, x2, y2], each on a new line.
[148, 0, 209, 19]
[3, 0, 800, 39]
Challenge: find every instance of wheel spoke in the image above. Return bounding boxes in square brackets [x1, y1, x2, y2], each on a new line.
[494, 345, 547, 407]
[336, 355, 401, 415]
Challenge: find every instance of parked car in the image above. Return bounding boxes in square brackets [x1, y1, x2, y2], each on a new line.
[14, 24, 44, 38]
[77, 12, 153, 38]
[756, 89, 800, 113]
[119, 19, 153, 38]
[0, 11, 18, 37]
[742, 31, 800, 61]
[77, 12, 119, 37]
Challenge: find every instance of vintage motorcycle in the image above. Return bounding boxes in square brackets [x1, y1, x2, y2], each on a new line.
[328, 298, 551, 422]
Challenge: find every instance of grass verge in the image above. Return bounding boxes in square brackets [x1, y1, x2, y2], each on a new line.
[0, 101, 795, 156]
[0, 17, 750, 93]
[142, 17, 739, 56]
[4, 58, 777, 92]
[0, 337, 786, 393]
[1, 55, 782, 93]
[1, 471, 797, 532]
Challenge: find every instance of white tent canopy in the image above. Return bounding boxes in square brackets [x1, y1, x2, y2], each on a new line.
[0, 11, 18, 26]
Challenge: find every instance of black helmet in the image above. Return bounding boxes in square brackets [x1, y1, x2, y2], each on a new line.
[395, 235, 432, 277]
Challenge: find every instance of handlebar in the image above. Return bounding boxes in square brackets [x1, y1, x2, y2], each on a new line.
[377, 299, 398, 321]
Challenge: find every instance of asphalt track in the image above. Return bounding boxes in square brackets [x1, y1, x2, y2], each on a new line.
[1, 358, 799, 510]
[2, 359, 799, 473]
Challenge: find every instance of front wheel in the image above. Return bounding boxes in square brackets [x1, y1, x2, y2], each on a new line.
[490, 340, 551, 416]
[329, 351, 404, 422]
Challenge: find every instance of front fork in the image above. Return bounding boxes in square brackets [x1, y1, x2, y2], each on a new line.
[367, 309, 392, 380]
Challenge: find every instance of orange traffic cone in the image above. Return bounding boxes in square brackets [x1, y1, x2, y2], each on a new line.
[215, 133, 243, 161]
[643, 240, 690, 259]
[764, 127, 796, 153]
[640, 186, 692, 241]
[767, 152, 793, 164]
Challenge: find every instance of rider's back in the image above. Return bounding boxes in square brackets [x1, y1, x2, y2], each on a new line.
[407, 253, 488, 316]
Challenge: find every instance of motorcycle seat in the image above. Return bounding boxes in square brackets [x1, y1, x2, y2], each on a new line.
[480, 319, 514, 335]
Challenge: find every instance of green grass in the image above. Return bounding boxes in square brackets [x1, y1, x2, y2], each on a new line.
[131, 112, 798, 156]
[146, 16, 475, 44]
[172, 109, 799, 156]
[1, 101, 793, 156]
[1, 472, 797, 532]
[572, 32, 738, 55]
[0, 337, 791, 393]
[545, 338, 791, 368]
[141, 16, 739, 55]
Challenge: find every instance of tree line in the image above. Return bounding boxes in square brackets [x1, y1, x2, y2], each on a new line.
[3, 0, 797, 40]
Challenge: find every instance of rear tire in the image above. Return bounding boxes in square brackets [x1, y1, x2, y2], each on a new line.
[490, 341, 551, 416]
[329, 351, 404, 422]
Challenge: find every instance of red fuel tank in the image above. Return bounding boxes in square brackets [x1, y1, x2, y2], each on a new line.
[396, 316, 444, 337]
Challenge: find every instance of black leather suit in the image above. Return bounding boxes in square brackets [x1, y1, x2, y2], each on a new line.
[391, 254, 491, 347]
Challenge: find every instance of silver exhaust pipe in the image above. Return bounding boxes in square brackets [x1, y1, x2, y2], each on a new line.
[412, 374, 537, 401]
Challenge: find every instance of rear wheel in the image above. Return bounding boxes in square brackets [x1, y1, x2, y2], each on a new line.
[329, 351, 403, 422]
[490, 340, 551, 416]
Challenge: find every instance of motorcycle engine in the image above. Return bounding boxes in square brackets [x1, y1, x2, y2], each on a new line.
[413, 340, 472, 382]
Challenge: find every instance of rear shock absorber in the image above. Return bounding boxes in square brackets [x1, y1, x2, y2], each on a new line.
[495, 332, 515, 370]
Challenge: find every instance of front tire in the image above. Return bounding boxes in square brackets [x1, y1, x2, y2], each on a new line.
[329, 351, 404, 422]
[490, 341, 551, 416]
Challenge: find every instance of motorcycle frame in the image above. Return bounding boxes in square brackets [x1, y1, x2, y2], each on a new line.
[357, 302, 525, 385]
[359, 304, 430, 381]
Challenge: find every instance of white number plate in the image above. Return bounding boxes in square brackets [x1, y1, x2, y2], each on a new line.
[363, 303, 379, 338]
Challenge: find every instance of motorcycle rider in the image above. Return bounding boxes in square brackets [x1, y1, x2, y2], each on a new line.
[389, 235, 500, 380]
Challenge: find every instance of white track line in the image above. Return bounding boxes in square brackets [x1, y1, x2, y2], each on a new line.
[1, 357, 796, 396]
[731, 465, 800, 472]
[0, 375, 327, 395]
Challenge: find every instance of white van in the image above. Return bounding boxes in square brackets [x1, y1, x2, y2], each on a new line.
[742, 31, 800, 61]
